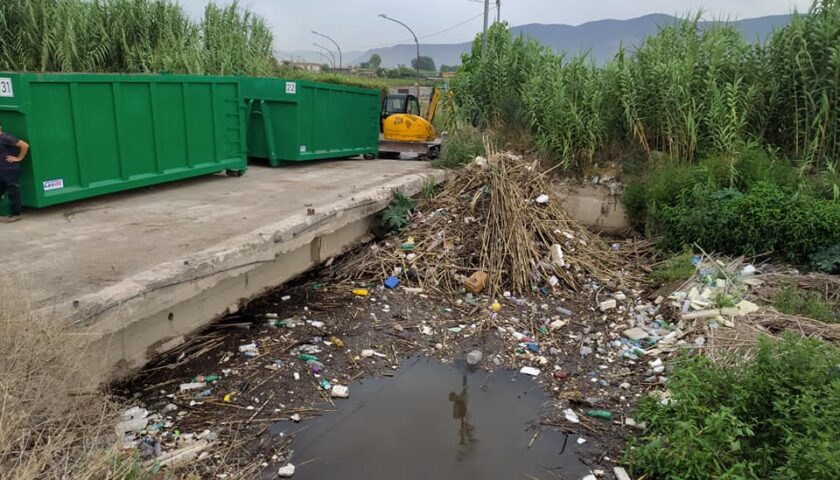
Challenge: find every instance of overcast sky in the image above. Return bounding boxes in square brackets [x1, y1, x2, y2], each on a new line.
[179, 0, 813, 52]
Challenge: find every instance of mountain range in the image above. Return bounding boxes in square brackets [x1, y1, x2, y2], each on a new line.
[278, 13, 793, 69]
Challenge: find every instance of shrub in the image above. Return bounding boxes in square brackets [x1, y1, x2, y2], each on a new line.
[625, 335, 840, 480]
[639, 172, 840, 263]
[649, 250, 697, 284]
[434, 127, 485, 169]
[381, 191, 416, 231]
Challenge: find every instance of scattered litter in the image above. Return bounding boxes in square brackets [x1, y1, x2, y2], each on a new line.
[535, 194, 550, 204]
[599, 299, 617, 311]
[563, 408, 580, 424]
[466, 350, 483, 365]
[622, 327, 649, 341]
[464, 271, 489, 294]
[613, 467, 632, 480]
[519, 366, 541, 376]
[179, 382, 206, 392]
[277, 463, 295, 477]
[585, 410, 613, 421]
[330, 385, 349, 398]
[384, 276, 400, 289]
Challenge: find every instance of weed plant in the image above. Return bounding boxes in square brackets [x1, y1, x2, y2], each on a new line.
[625, 335, 840, 480]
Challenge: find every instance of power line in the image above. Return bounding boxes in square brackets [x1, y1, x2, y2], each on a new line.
[346, 6, 495, 51]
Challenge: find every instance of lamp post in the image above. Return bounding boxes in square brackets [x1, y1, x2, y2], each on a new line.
[313, 42, 336, 68]
[311, 30, 342, 70]
[378, 13, 421, 99]
[315, 50, 334, 70]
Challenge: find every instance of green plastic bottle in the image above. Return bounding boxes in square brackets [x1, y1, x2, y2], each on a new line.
[585, 409, 613, 420]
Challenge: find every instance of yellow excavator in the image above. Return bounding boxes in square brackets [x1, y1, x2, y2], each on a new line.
[379, 87, 442, 159]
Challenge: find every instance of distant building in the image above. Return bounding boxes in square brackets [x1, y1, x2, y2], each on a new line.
[292, 62, 322, 72]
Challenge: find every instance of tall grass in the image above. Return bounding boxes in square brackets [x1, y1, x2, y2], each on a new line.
[452, 0, 840, 175]
[0, 280, 141, 480]
[0, 0, 277, 75]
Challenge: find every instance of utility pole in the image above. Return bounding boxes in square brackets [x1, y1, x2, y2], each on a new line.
[496, 0, 501, 23]
[379, 14, 421, 99]
[482, 0, 490, 52]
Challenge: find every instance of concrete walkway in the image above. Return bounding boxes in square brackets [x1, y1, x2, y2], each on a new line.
[1, 160, 441, 381]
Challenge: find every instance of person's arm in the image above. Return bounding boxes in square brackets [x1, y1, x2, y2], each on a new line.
[6, 139, 29, 163]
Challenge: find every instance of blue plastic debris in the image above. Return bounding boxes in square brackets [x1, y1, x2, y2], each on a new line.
[384, 276, 400, 289]
[525, 342, 540, 353]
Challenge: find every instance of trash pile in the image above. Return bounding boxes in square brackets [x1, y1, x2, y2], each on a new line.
[334, 147, 636, 296]
[609, 253, 840, 365]
[116, 402, 217, 474]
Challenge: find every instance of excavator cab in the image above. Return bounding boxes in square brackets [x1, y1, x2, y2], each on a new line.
[379, 88, 443, 159]
[381, 94, 421, 121]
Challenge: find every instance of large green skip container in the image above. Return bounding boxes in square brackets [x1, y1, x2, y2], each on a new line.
[243, 78, 379, 165]
[0, 72, 246, 212]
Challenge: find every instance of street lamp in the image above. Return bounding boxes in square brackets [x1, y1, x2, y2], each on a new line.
[311, 30, 342, 70]
[378, 13, 421, 99]
[313, 42, 336, 68]
[315, 50, 334, 70]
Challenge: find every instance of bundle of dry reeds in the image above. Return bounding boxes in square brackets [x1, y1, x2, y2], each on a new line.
[333, 144, 630, 296]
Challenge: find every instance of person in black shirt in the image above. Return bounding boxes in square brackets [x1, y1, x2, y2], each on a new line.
[0, 122, 29, 223]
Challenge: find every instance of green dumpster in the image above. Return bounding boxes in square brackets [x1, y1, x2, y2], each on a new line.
[243, 78, 379, 165]
[0, 72, 247, 213]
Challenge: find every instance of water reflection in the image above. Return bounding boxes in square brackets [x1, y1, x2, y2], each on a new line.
[266, 357, 592, 480]
[449, 374, 477, 459]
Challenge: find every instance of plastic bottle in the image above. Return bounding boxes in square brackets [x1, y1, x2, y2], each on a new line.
[585, 410, 613, 420]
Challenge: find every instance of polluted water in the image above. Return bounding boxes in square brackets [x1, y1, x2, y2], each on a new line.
[266, 357, 592, 479]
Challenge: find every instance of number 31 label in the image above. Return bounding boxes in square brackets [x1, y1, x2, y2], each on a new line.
[0, 78, 13, 98]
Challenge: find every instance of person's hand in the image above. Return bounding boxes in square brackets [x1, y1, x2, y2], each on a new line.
[5, 155, 21, 163]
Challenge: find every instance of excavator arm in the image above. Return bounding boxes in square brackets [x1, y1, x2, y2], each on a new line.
[425, 87, 440, 124]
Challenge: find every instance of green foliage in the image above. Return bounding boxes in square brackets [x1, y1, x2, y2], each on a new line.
[360, 53, 381, 69]
[624, 147, 840, 263]
[773, 283, 837, 323]
[410, 56, 436, 72]
[381, 191, 416, 231]
[274, 66, 389, 95]
[434, 127, 485, 169]
[650, 250, 697, 283]
[421, 176, 437, 200]
[524, 55, 606, 172]
[451, 1, 840, 176]
[452, 22, 546, 132]
[812, 244, 840, 273]
[625, 335, 840, 480]
[0, 0, 276, 75]
[653, 181, 840, 262]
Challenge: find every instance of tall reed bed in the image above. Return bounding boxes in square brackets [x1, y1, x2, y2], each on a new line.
[0, 0, 276, 75]
[452, 0, 840, 175]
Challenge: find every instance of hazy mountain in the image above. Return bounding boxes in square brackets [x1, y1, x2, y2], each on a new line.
[350, 13, 793, 68]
